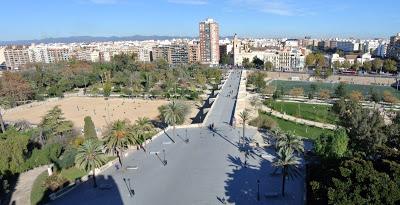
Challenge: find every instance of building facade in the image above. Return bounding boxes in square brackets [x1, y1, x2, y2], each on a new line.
[199, 18, 219, 66]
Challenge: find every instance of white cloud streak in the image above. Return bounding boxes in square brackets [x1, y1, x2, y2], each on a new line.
[230, 0, 311, 16]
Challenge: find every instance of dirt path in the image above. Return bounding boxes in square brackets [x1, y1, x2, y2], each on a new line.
[9, 165, 48, 205]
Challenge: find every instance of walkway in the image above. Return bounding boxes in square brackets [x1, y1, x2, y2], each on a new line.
[52, 70, 305, 205]
[9, 165, 48, 205]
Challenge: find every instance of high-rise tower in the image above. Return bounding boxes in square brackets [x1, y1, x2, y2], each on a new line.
[199, 18, 219, 66]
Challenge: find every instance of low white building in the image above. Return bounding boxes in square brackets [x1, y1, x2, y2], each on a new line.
[356, 53, 374, 64]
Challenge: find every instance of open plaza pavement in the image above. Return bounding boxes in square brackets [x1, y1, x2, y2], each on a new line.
[52, 70, 305, 205]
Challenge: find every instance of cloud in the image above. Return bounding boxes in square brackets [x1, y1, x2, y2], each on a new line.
[229, 0, 312, 16]
[167, 0, 208, 5]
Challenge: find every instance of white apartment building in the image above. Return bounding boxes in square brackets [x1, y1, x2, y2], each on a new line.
[233, 35, 306, 71]
[0, 47, 7, 65]
[337, 41, 360, 52]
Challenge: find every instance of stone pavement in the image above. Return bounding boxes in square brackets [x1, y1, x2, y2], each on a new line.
[52, 70, 305, 205]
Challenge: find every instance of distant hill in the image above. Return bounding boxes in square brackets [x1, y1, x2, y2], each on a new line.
[0, 35, 198, 45]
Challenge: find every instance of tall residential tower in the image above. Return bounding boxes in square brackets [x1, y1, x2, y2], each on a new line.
[199, 18, 219, 66]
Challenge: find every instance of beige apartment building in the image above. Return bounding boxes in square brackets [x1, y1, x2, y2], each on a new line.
[152, 42, 200, 65]
[199, 18, 219, 66]
[2, 45, 30, 69]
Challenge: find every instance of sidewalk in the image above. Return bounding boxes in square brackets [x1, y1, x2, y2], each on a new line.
[9, 165, 49, 205]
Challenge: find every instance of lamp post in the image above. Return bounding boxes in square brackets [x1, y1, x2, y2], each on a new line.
[163, 149, 167, 166]
[257, 179, 260, 201]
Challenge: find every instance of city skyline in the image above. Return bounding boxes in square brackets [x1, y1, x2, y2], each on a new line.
[2, 0, 400, 41]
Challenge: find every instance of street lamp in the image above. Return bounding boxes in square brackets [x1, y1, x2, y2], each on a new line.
[163, 149, 167, 166]
[257, 179, 260, 201]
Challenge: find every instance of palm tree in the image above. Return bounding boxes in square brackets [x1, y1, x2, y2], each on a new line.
[273, 147, 301, 197]
[159, 101, 188, 143]
[103, 120, 134, 166]
[133, 117, 155, 150]
[275, 132, 304, 154]
[75, 139, 106, 188]
[135, 117, 154, 132]
[239, 109, 250, 144]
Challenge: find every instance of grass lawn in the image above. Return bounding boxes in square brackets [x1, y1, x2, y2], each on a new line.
[265, 100, 337, 124]
[263, 112, 334, 140]
[270, 80, 400, 98]
[60, 167, 87, 182]
[31, 171, 49, 205]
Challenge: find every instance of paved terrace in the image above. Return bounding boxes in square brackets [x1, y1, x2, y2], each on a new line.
[53, 70, 305, 205]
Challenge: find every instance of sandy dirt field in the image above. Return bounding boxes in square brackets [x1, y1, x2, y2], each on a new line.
[3, 97, 198, 131]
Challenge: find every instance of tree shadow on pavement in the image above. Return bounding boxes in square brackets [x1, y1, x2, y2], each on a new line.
[51, 175, 124, 205]
[224, 150, 305, 205]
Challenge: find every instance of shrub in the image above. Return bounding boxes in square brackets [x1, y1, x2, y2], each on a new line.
[289, 87, 304, 97]
[383, 91, 398, 104]
[24, 143, 62, 170]
[318, 89, 331, 100]
[250, 114, 277, 130]
[55, 148, 77, 170]
[43, 173, 68, 192]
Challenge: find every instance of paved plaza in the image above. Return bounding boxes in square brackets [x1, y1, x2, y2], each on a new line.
[53, 70, 305, 205]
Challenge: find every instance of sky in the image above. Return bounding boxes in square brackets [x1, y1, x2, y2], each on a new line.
[1, 0, 400, 41]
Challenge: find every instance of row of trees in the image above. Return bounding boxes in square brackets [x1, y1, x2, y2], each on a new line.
[332, 58, 398, 73]
[263, 82, 398, 104]
[242, 57, 273, 70]
[308, 97, 400, 204]
[0, 56, 223, 108]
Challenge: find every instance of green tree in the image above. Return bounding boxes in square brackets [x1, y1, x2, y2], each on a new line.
[103, 81, 112, 97]
[383, 59, 398, 73]
[334, 82, 347, 98]
[315, 129, 348, 158]
[220, 53, 229, 65]
[351, 62, 361, 71]
[333, 98, 386, 153]
[327, 158, 400, 205]
[305, 53, 316, 68]
[39, 106, 73, 144]
[159, 101, 188, 143]
[363, 61, 372, 72]
[273, 147, 301, 197]
[84, 116, 97, 139]
[133, 117, 155, 145]
[370, 89, 382, 103]
[75, 139, 106, 188]
[341, 60, 351, 70]
[372, 58, 383, 72]
[264, 61, 273, 71]
[0, 128, 30, 174]
[275, 131, 304, 154]
[332, 61, 341, 71]
[103, 120, 133, 166]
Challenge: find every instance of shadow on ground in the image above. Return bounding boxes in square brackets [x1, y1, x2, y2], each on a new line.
[51, 175, 124, 205]
[224, 144, 305, 205]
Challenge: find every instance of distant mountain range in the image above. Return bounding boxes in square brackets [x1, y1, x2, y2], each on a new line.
[0, 35, 200, 45]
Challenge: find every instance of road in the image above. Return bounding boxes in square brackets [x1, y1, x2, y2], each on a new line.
[52, 70, 304, 205]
